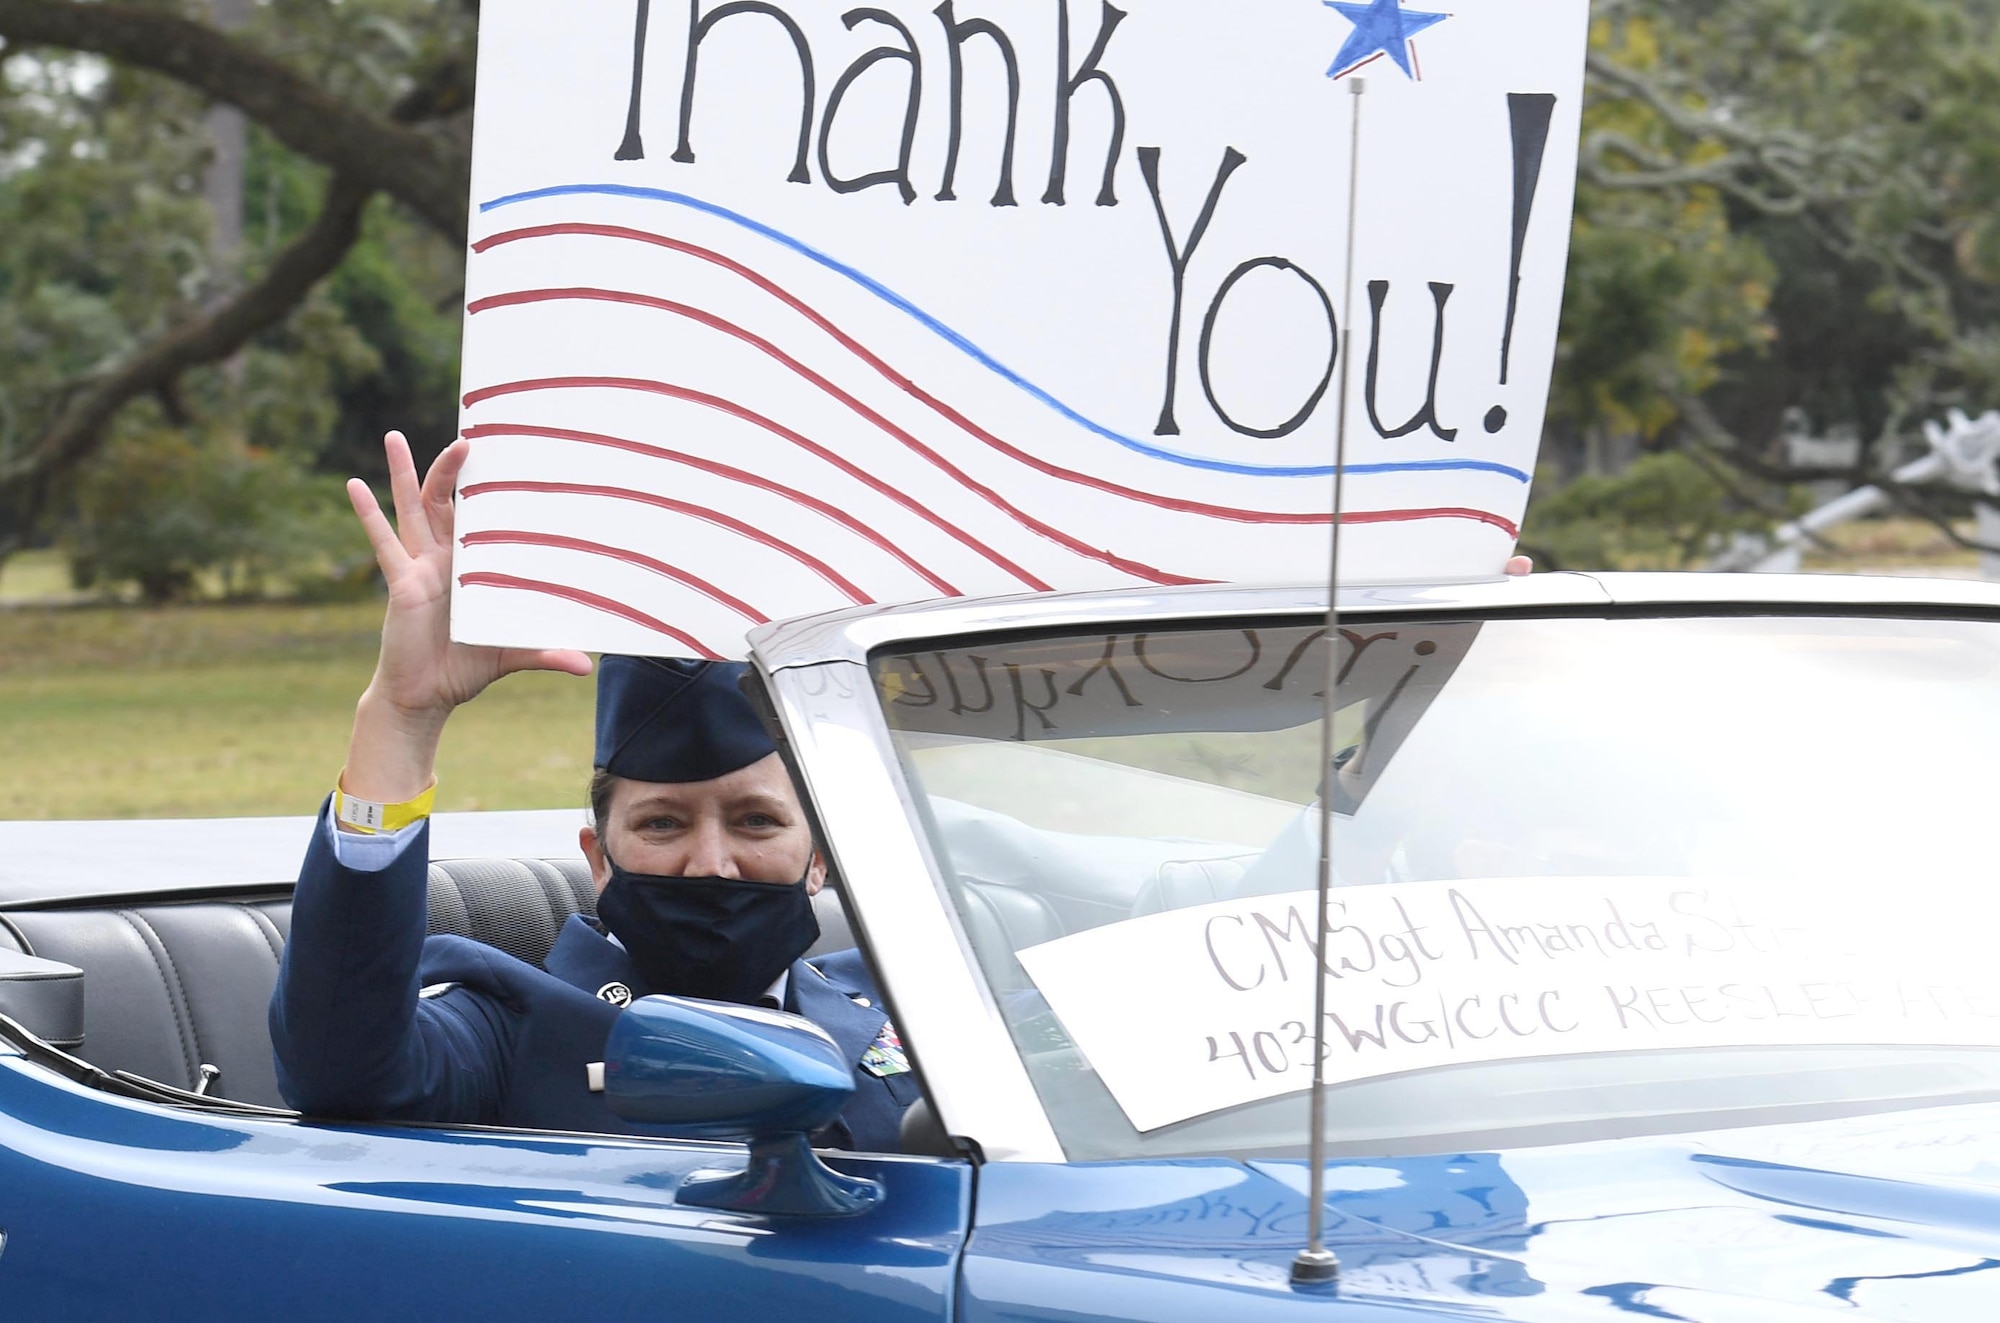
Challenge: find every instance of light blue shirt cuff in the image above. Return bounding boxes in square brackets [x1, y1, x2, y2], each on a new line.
[321, 802, 426, 873]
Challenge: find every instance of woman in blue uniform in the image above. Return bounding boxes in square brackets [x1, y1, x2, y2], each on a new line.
[268, 432, 914, 1149]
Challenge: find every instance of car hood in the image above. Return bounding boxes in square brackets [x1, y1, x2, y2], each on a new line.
[1244, 1100, 2000, 1318]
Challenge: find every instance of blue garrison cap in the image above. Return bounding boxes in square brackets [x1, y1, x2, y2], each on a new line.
[594, 656, 776, 784]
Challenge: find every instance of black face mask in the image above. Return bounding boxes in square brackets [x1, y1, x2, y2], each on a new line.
[595, 854, 820, 1004]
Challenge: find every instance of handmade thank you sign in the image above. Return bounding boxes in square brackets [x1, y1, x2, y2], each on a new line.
[452, 0, 1591, 657]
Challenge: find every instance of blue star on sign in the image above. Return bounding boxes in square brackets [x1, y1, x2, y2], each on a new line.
[1324, 0, 1450, 79]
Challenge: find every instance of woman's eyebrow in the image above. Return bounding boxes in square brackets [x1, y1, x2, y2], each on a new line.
[622, 793, 688, 815]
[727, 793, 792, 815]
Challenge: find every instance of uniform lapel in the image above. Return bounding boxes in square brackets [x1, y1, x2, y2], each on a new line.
[541, 914, 645, 1001]
[787, 957, 887, 1069]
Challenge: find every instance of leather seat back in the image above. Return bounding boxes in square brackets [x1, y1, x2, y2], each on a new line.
[955, 880, 1063, 992]
[0, 899, 293, 1104]
[0, 859, 855, 1109]
[425, 858, 598, 965]
[1127, 855, 1255, 917]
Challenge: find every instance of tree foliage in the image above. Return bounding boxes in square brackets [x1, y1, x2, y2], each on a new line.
[66, 420, 364, 602]
[1582, 0, 2000, 436]
[0, 0, 474, 589]
[1524, 0, 2000, 561]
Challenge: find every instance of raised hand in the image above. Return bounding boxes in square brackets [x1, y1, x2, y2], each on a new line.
[341, 432, 592, 806]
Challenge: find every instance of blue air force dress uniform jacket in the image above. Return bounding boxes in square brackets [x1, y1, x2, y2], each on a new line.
[269, 815, 917, 1151]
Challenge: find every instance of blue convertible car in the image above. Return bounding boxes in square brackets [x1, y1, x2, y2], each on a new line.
[6, 572, 2000, 1320]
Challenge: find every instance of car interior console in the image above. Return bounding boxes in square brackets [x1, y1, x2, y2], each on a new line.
[0, 947, 85, 1051]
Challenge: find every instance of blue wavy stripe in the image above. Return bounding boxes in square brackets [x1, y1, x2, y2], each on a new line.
[479, 183, 1531, 485]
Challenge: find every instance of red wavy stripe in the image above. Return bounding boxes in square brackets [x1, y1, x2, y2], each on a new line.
[1342, 506, 1519, 535]
[471, 226, 1360, 527]
[459, 479, 872, 604]
[463, 373, 1199, 586]
[464, 385, 1047, 592]
[457, 572, 722, 658]
[461, 422, 958, 596]
[462, 530, 769, 624]
[473, 230, 1520, 541]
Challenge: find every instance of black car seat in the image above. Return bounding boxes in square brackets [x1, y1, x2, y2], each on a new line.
[0, 858, 856, 1108]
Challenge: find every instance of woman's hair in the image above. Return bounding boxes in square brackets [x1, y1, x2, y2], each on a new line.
[588, 767, 615, 837]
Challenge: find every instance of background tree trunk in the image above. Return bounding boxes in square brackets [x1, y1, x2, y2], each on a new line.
[204, 0, 255, 294]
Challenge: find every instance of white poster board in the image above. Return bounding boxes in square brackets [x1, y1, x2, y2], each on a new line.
[1016, 876, 2000, 1132]
[454, 0, 1590, 657]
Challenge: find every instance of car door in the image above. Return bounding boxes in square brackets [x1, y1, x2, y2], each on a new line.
[955, 1156, 1543, 1323]
[0, 1044, 969, 1322]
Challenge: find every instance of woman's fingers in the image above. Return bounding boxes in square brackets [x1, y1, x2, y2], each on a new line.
[421, 439, 468, 550]
[495, 647, 596, 680]
[383, 431, 435, 558]
[347, 477, 411, 578]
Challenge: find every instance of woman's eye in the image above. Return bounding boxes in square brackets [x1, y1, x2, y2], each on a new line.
[642, 817, 682, 831]
[741, 813, 781, 829]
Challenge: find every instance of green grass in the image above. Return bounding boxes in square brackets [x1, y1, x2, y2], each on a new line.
[0, 599, 597, 820]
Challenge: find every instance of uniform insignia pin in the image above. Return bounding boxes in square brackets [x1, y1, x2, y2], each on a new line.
[859, 1022, 909, 1078]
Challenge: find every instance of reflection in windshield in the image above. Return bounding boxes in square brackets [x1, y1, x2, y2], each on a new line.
[879, 622, 1477, 814]
[876, 615, 2000, 1160]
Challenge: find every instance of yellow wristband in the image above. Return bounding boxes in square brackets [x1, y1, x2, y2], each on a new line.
[334, 774, 437, 834]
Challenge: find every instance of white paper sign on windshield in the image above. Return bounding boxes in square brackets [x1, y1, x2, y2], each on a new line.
[1015, 877, 2000, 1133]
[451, 0, 1590, 658]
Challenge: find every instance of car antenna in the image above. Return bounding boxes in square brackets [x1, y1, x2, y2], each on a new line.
[1291, 73, 1367, 1291]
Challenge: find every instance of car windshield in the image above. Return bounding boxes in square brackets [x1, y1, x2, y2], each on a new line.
[872, 611, 2000, 1160]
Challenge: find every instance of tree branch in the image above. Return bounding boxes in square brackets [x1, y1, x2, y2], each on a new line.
[1674, 390, 2000, 559]
[1585, 51, 1817, 156]
[1579, 134, 1815, 216]
[1680, 439, 1806, 525]
[0, 51, 479, 558]
[0, 0, 468, 239]
[1871, 479, 2000, 557]
[1582, 53, 1915, 211]
[0, 176, 374, 557]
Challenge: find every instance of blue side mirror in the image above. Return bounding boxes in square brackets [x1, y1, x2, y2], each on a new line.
[603, 996, 884, 1217]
